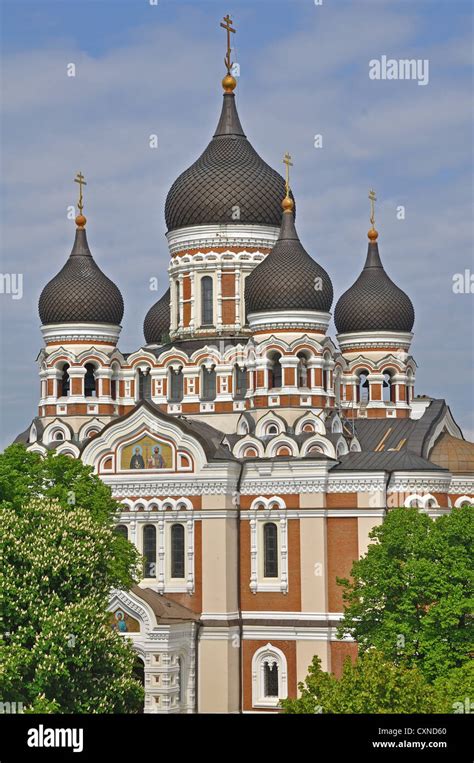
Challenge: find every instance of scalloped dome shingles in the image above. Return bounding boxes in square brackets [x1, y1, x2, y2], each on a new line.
[143, 288, 170, 345]
[38, 228, 124, 325]
[165, 93, 292, 232]
[334, 241, 414, 334]
[245, 210, 333, 314]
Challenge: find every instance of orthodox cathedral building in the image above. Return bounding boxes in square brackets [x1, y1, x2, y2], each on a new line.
[15, 18, 474, 713]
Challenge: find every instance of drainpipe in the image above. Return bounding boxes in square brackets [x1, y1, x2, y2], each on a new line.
[194, 619, 201, 714]
[236, 462, 244, 714]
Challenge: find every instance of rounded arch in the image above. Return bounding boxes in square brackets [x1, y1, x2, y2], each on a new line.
[255, 412, 286, 439]
[250, 496, 286, 512]
[454, 495, 473, 508]
[251, 643, 288, 708]
[301, 436, 335, 458]
[296, 350, 311, 389]
[335, 437, 348, 457]
[234, 437, 265, 459]
[265, 438, 297, 458]
[43, 419, 73, 446]
[55, 443, 80, 458]
[294, 412, 326, 436]
[267, 350, 282, 390]
[404, 494, 425, 509]
[355, 367, 370, 403]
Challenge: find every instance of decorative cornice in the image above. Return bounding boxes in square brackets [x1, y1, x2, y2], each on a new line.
[41, 322, 121, 344]
[240, 478, 328, 495]
[109, 480, 239, 497]
[449, 477, 474, 494]
[337, 330, 413, 352]
[166, 223, 279, 256]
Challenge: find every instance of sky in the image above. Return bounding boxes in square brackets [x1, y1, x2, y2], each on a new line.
[0, 0, 473, 446]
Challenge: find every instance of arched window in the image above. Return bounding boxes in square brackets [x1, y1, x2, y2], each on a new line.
[111, 365, 119, 401]
[323, 358, 331, 393]
[297, 353, 309, 388]
[171, 524, 185, 579]
[143, 524, 156, 577]
[114, 524, 128, 540]
[334, 371, 341, 406]
[268, 353, 282, 389]
[201, 276, 213, 325]
[235, 365, 247, 399]
[169, 367, 183, 402]
[266, 423, 279, 436]
[60, 363, 70, 397]
[264, 660, 279, 697]
[383, 371, 396, 403]
[84, 363, 97, 397]
[175, 280, 180, 326]
[263, 522, 278, 578]
[201, 366, 216, 401]
[357, 370, 370, 403]
[53, 429, 64, 441]
[252, 645, 288, 708]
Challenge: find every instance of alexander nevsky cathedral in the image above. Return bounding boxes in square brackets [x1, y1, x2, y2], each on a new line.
[14, 17, 474, 713]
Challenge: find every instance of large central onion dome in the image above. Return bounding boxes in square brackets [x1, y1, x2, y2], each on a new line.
[39, 224, 124, 326]
[245, 198, 333, 315]
[334, 230, 414, 334]
[165, 89, 291, 232]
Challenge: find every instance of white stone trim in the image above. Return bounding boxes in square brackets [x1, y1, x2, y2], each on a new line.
[249, 504, 288, 594]
[166, 223, 279, 255]
[41, 322, 121, 344]
[453, 495, 474, 507]
[337, 330, 413, 351]
[251, 643, 288, 708]
[248, 310, 331, 332]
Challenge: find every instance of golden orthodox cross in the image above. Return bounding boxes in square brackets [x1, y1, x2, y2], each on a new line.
[369, 188, 376, 227]
[220, 14, 236, 74]
[283, 152, 293, 197]
[74, 171, 87, 214]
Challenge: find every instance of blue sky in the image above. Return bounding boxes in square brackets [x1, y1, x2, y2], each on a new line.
[0, 0, 473, 445]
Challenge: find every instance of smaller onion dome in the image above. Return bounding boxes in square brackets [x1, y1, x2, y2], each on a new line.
[39, 227, 124, 326]
[39, 177, 123, 326]
[334, 230, 414, 334]
[143, 288, 170, 345]
[245, 197, 333, 315]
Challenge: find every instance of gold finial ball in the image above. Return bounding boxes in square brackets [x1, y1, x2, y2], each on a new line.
[222, 74, 237, 92]
[282, 196, 294, 213]
[368, 227, 378, 241]
[75, 214, 87, 228]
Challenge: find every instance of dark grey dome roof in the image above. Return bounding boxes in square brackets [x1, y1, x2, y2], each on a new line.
[165, 93, 292, 231]
[245, 209, 333, 315]
[143, 288, 170, 345]
[334, 240, 414, 334]
[38, 228, 124, 325]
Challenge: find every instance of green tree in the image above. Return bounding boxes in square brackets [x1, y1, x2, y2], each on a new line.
[281, 651, 439, 714]
[337, 506, 473, 681]
[0, 445, 143, 713]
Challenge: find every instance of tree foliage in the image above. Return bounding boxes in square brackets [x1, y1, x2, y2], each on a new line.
[0, 445, 143, 713]
[281, 651, 474, 714]
[337, 506, 473, 681]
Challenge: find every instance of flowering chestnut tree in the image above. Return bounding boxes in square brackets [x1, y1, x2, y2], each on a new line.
[0, 445, 143, 713]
